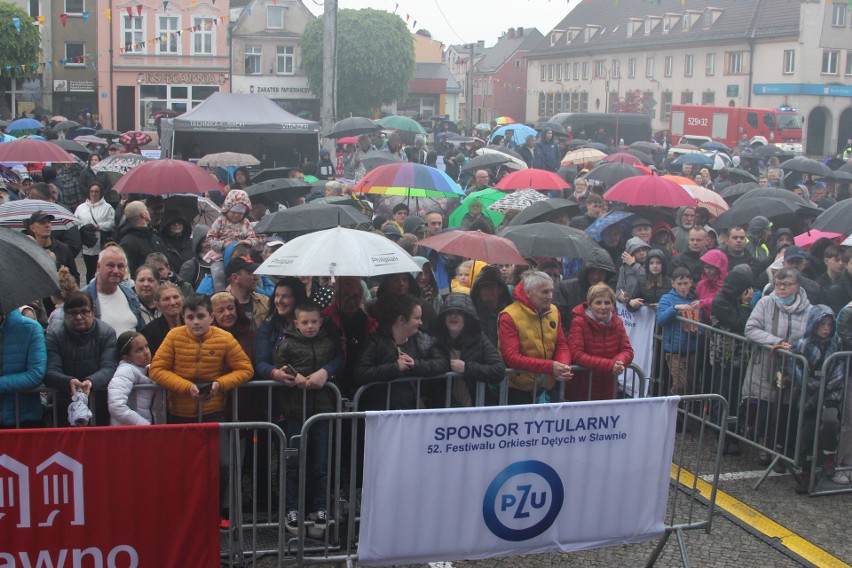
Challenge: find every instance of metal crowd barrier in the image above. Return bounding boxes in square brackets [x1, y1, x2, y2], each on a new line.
[0, 386, 59, 428]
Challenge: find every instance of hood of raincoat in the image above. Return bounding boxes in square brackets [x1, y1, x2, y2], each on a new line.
[221, 189, 252, 213]
[747, 216, 771, 240]
[804, 304, 836, 343]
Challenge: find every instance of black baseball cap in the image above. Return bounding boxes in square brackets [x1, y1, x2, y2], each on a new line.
[225, 255, 259, 277]
[28, 210, 55, 225]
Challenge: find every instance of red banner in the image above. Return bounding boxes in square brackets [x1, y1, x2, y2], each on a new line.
[0, 424, 220, 567]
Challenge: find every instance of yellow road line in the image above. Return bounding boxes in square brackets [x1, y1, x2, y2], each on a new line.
[671, 465, 851, 568]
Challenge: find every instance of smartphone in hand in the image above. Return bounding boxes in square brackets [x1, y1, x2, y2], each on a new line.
[197, 382, 213, 396]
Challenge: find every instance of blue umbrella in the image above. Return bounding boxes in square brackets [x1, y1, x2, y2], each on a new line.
[585, 210, 634, 241]
[700, 141, 731, 154]
[5, 118, 42, 133]
[1, 133, 17, 143]
[672, 153, 714, 167]
[489, 124, 537, 143]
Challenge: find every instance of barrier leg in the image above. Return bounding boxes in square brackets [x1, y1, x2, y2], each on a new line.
[645, 531, 671, 567]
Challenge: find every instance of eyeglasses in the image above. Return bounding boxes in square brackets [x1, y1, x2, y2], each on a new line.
[65, 309, 93, 318]
[774, 281, 797, 289]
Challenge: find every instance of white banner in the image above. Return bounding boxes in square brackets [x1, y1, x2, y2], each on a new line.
[359, 397, 680, 565]
[617, 302, 656, 396]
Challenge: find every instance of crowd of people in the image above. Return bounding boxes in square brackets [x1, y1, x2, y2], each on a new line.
[2, 121, 852, 533]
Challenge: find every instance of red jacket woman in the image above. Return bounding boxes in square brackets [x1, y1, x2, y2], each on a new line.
[566, 283, 634, 401]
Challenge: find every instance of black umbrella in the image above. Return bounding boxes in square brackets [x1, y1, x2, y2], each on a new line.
[461, 152, 512, 173]
[325, 116, 380, 139]
[479, 145, 525, 161]
[254, 202, 370, 233]
[51, 120, 81, 133]
[498, 222, 597, 259]
[620, 149, 655, 165]
[780, 156, 833, 178]
[245, 178, 313, 204]
[0, 228, 61, 313]
[251, 168, 291, 184]
[94, 129, 122, 139]
[508, 198, 581, 226]
[811, 199, 852, 234]
[362, 150, 402, 172]
[534, 122, 567, 136]
[50, 139, 91, 158]
[826, 169, 852, 182]
[556, 165, 578, 183]
[722, 167, 758, 183]
[629, 141, 663, 153]
[712, 188, 820, 230]
[564, 139, 590, 149]
[584, 162, 643, 187]
[719, 182, 760, 204]
[743, 144, 795, 161]
[839, 162, 852, 174]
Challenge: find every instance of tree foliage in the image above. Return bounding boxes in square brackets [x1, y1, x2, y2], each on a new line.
[0, 3, 41, 73]
[301, 9, 415, 118]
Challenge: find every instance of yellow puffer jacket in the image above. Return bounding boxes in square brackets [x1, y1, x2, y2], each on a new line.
[150, 325, 254, 418]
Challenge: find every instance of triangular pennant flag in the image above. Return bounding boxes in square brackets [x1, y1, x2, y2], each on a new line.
[126, 6, 132, 17]
[105, 8, 111, 21]
[82, 11, 89, 21]
[163, 0, 169, 9]
[60, 13, 67, 27]
[37, 15, 45, 24]
[136, 5, 143, 15]
[412, 20, 417, 28]
[246, 5, 252, 14]
[12, 17, 20, 32]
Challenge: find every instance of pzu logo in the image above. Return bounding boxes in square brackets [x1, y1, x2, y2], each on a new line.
[482, 460, 564, 541]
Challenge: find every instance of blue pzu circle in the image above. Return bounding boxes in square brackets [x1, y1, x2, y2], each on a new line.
[482, 460, 564, 541]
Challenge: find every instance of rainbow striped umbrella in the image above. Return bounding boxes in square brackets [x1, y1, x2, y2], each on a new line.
[353, 162, 464, 199]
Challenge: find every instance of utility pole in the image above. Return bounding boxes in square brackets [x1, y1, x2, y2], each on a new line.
[466, 43, 475, 134]
[320, 0, 337, 155]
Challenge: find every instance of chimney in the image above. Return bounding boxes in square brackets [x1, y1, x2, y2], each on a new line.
[517, 27, 524, 36]
[477, 40, 485, 48]
[507, 27, 515, 39]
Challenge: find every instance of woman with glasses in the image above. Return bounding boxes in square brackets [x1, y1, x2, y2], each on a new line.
[44, 291, 118, 426]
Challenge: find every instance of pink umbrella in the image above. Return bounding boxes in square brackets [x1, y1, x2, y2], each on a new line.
[112, 159, 221, 196]
[793, 229, 845, 249]
[602, 152, 643, 166]
[337, 136, 358, 145]
[604, 175, 695, 208]
[417, 230, 527, 265]
[0, 138, 76, 163]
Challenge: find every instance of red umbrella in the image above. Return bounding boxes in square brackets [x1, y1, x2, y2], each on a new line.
[602, 152, 643, 166]
[604, 175, 694, 208]
[417, 230, 527, 265]
[119, 130, 152, 147]
[112, 159, 221, 195]
[494, 168, 570, 192]
[0, 138, 76, 163]
[793, 229, 845, 249]
[337, 136, 358, 145]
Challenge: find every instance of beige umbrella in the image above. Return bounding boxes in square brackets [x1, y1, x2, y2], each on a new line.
[560, 148, 607, 166]
[197, 152, 260, 168]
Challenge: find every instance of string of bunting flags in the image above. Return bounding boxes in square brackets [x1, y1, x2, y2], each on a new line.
[1, 10, 228, 76]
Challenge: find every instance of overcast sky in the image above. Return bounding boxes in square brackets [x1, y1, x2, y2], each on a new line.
[305, 0, 583, 47]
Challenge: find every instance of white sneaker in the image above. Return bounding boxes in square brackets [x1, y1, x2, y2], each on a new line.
[831, 471, 852, 485]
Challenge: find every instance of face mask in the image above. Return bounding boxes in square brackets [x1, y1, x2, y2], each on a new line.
[775, 293, 796, 306]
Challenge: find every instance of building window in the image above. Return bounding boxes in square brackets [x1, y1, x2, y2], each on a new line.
[681, 90, 693, 104]
[276, 45, 294, 75]
[684, 54, 694, 77]
[701, 90, 715, 105]
[64, 0, 83, 14]
[538, 92, 546, 117]
[645, 57, 654, 78]
[582, 61, 589, 79]
[595, 60, 605, 78]
[245, 45, 262, 75]
[573, 62, 580, 80]
[846, 51, 852, 76]
[643, 19, 650, 34]
[121, 15, 144, 54]
[783, 49, 795, 74]
[192, 17, 215, 55]
[661, 91, 672, 120]
[727, 51, 744, 74]
[627, 58, 636, 78]
[556, 63, 562, 80]
[545, 93, 554, 117]
[664, 56, 673, 77]
[706, 53, 716, 76]
[29, 0, 40, 17]
[157, 16, 180, 55]
[65, 42, 85, 66]
[611, 59, 620, 78]
[515, 59, 520, 68]
[139, 84, 219, 130]
[832, 3, 846, 27]
[548, 64, 554, 80]
[540, 65, 546, 81]
[267, 6, 284, 29]
[822, 49, 840, 75]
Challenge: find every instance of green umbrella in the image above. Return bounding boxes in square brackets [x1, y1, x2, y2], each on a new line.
[449, 188, 506, 228]
[377, 115, 427, 134]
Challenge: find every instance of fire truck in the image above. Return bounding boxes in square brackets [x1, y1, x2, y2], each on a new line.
[670, 105, 803, 153]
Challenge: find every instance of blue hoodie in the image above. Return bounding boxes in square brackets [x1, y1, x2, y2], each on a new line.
[792, 304, 845, 410]
[657, 286, 699, 353]
[195, 241, 275, 296]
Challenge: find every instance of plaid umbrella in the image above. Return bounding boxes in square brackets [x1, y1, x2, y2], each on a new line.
[353, 162, 464, 199]
[487, 189, 548, 213]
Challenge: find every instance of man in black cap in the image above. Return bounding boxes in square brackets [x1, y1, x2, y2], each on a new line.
[779, 246, 822, 304]
[224, 255, 269, 330]
[26, 211, 80, 283]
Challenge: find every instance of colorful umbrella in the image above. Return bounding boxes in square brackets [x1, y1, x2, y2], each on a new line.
[487, 189, 548, 213]
[112, 159, 220, 195]
[448, 189, 506, 228]
[494, 169, 571, 192]
[417, 230, 527, 265]
[604, 176, 695, 208]
[0, 199, 82, 231]
[585, 210, 635, 242]
[494, 116, 516, 125]
[119, 130, 152, 147]
[5, 118, 42, 133]
[489, 124, 537, 144]
[560, 148, 607, 166]
[353, 162, 464, 198]
[793, 229, 844, 249]
[377, 115, 427, 134]
[197, 152, 260, 168]
[0, 138, 76, 163]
